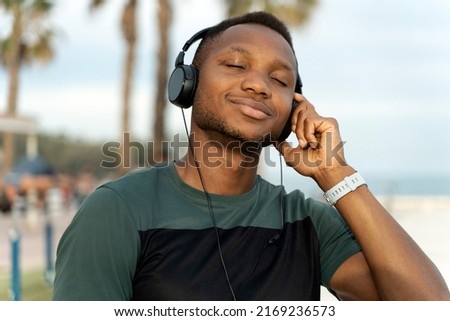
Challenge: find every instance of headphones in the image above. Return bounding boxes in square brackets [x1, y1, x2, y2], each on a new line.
[168, 27, 303, 143]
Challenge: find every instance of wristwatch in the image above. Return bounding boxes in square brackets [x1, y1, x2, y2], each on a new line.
[323, 172, 366, 206]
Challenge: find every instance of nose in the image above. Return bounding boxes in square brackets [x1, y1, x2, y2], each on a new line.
[241, 71, 272, 98]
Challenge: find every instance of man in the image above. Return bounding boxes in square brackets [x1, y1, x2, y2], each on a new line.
[52, 11, 449, 300]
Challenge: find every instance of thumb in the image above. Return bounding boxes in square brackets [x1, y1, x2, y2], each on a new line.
[274, 140, 292, 157]
[274, 140, 306, 170]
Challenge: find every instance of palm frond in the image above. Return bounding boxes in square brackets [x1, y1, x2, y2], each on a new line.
[225, 0, 319, 28]
[89, 0, 108, 12]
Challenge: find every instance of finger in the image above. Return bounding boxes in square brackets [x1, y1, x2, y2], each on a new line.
[275, 140, 303, 168]
[290, 95, 319, 148]
[274, 140, 292, 157]
[292, 109, 307, 148]
[304, 117, 320, 149]
[290, 94, 314, 122]
[293, 92, 304, 100]
[290, 95, 304, 130]
[293, 105, 315, 148]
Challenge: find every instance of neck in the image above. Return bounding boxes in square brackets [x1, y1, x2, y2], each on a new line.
[175, 133, 262, 195]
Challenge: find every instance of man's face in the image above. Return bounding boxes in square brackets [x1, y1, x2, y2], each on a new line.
[192, 23, 297, 144]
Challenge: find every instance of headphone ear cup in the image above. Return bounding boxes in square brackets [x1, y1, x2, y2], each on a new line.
[168, 64, 198, 108]
[277, 118, 292, 143]
[277, 101, 298, 142]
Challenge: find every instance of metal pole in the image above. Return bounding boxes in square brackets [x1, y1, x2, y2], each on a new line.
[10, 196, 23, 301]
[45, 214, 54, 285]
[44, 187, 60, 285]
[10, 228, 21, 301]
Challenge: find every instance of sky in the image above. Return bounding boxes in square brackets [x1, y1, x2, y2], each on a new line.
[1, 0, 450, 185]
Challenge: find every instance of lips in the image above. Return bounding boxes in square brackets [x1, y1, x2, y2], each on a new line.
[228, 96, 273, 119]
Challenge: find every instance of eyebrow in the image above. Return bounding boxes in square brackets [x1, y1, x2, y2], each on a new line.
[228, 46, 295, 72]
[229, 46, 251, 55]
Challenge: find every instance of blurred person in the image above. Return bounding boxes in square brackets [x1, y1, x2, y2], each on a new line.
[56, 174, 75, 212]
[52, 12, 449, 301]
[0, 178, 11, 213]
[72, 168, 97, 209]
[20, 174, 54, 210]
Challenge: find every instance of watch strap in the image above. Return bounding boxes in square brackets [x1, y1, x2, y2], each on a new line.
[323, 172, 366, 206]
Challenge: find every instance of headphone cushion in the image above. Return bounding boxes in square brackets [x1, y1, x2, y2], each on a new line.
[168, 65, 198, 108]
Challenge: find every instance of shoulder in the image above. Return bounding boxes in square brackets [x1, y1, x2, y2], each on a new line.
[75, 164, 170, 228]
[102, 164, 168, 193]
[98, 163, 170, 202]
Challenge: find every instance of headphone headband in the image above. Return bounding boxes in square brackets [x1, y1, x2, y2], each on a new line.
[182, 28, 210, 53]
[173, 28, 211, 68]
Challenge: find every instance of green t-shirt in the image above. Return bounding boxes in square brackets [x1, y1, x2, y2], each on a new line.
[53, 162, 360, 300]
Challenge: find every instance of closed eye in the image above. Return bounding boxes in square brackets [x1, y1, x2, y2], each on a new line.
[226, 64, 245, 69]
[272, 77, 287, 87]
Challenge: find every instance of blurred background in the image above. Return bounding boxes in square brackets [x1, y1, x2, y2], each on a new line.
[0, 0, 449, 301]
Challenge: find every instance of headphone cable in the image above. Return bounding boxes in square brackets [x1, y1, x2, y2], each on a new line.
[180, 109, 237, 301]
[279, 151, 285, 236]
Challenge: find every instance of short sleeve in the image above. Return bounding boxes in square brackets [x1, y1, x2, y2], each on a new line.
[304, 198, 361, 289]
[52, 187, 141, 300]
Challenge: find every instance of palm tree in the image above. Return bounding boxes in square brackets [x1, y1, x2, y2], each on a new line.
[89, 0, 137, 174]
[0, 0, 55, 174]
[225, 0, 318, 26]
[151, 0, 171, 164]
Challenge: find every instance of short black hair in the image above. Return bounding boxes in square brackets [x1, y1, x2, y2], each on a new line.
[192, 11, 296, 69]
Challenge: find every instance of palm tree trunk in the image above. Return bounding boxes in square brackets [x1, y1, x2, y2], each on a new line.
[3, 2, 23, 174]
[152, 0, 171, 164]
[119, 0, 137, 174]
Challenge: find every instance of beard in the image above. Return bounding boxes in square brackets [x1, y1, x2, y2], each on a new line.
[192, 91, 272, 146]
[192, 104, 246, 142]
[191, 92, 269, 161]
[192, 105, 276, 150]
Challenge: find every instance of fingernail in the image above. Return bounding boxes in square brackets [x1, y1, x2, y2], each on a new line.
[308, 142, 318, 149]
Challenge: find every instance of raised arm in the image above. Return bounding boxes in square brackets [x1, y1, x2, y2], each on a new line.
[276, 94, 450, 300]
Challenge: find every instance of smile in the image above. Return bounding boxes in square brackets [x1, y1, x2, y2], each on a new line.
[228, 96, 273, 120]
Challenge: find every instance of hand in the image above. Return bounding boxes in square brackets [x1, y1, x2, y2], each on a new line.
[275, 94, 349, 185]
